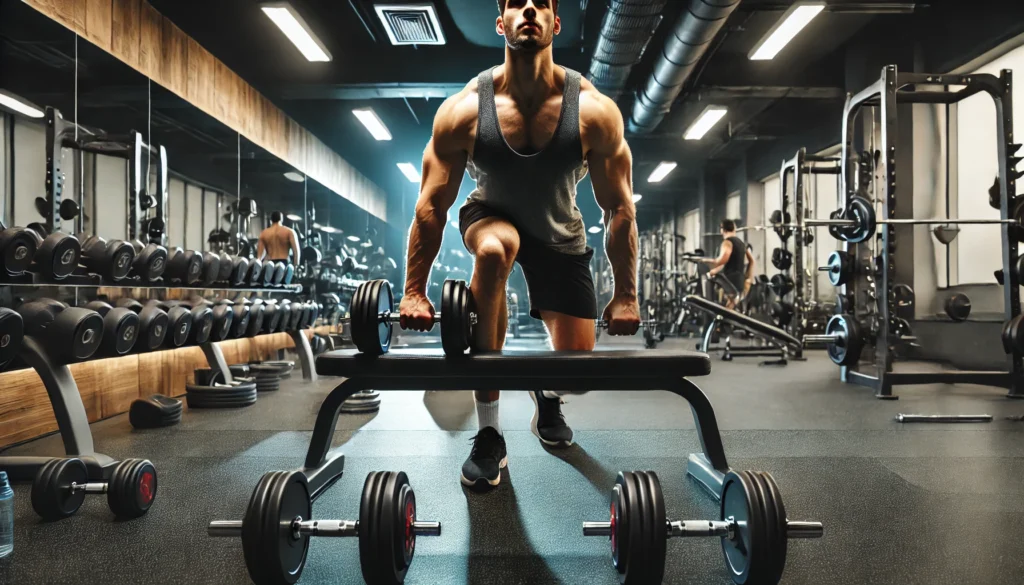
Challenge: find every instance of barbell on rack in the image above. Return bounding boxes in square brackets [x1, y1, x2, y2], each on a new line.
[803, 314, 864, 366]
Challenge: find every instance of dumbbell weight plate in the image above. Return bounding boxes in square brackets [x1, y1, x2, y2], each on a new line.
[263, 303, 282, 333]
[262, 262, 276, 288]
[31, 457, 88, 520]
[0, 308, 24, 369]
[824, 314, 862, 367]
[283, 263, 294, 285]
[362, 470, 419, 584]
[0, 227, 38, 275]
[359, 471, 387, 584]
[138, 306, 170, 351]
[241, 471, 312, 585]
[210, 304, 234, 342]
[721, 470, 770, 585]
[246, 304, 266, 337]
[52, 307, 104, 362]
[107, 458, 157, 519]
[231, 257, 249, 287]
[37, 232, 81, 279]
[202, 253, 221, 286]
[218, 252, 233, 282]
[189, 306, 215, 345]
[752, 471, 788, 583]
[103, 307, 140, 356]
[133, 243, 168, 281]
[107, 240, 136, 281]
[620, 472, 646, 584]
[248, 259, 264, 287]
[441, 280, 472, 357]
[165, 306, 193, 348]
[232, 305, 251, 339]
[640, 471, 668, 584]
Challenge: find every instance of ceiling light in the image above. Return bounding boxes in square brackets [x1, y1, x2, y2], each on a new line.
[684, 106, 728, 140]
[261, 3, 332, 62]
[397, 162, 421, 183]
[283, 171, 304, 182]
[0, 89, 44, 118]
[312, 222, 322, 230]
[321, 226, 339, 234]
[632, 194, 642, 203]
[286, 213, 302, 221]
[347, 235, 361, 242]
[648, 162, 677, 183]
[588, 226, 603, 234]
[749, 2, 825, 61]
[352, 108, 392, 141]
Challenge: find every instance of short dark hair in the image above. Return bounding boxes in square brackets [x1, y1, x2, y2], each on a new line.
[271, 211, 283, 223]
[497, 0, 557, 14]
[721, 219, 736, 232]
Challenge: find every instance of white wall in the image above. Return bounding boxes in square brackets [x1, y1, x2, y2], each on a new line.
[203, 192, 219, 251]
[725, 192, 741, 224]
[681, 209, 701, 253]
[814, 170, 839, 299]
[956, 43, 1024, 283]
[12, 118, 44, 227]
[746, 182, 765, 274]
[186, 184, 203, 250]
[93, 154, 128, 241]
[167, 178, 186, 248]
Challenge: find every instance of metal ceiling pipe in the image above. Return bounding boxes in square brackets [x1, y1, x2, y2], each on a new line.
[629, 0, 741, 134]
[587, 0, 668, 102]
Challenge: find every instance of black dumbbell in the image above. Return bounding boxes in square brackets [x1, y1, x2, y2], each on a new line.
[115, 299, 169, 351]
[164, 247, 205, 286]
[26, 224, 81, 280]
[201, 253, 221, 287]
[83, 301, 140, 357]
[0, 223, 39, 276]
[220, 299, 250, 338]
[245, 299, 266, 337]
[18, 298, 103, 363]
[247, 258, 264, 288]
[217, 252, 233, 283]
[191, 297, 234, 342]
[0, 308, 25, 369]
[130, 239, 168, 282]
[31, 456, 157, 520]
[230, 256, 250, 287]
[78, 234, 136, 281]
[262, 261, 278, 288]
[262, 300, 283, 333]
[180, 301, 215, 345]
[945, 293, 972, 322]
[145, 300, 193, 348]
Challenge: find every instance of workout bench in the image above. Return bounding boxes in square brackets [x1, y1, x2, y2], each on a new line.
[682, 295, 802, 366]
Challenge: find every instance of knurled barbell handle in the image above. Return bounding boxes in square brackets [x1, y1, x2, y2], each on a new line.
[584, 520, 732, 538]
[786, 521, 824, 538]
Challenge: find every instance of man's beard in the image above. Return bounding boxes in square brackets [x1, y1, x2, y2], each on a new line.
[505, 24, 551, 52]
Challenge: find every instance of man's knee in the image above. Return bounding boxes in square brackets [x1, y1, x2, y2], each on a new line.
[474, 237, 517, 280]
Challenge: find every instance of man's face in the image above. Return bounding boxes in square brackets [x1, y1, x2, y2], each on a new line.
[497, 0, 560, 52]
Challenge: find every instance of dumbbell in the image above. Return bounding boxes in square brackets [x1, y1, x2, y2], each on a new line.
[169, 300, 215, 345]
[243, 299, 266, 337]
[219, 299, 250, 338]
[0, 308, 24, 369]
[261, 261, 277, 288]
[145, 300, 193, 348]
[282, 262, 295, 285]
[244, 258, 262, 288]
[278, 299, 294, 331]
[346, 279, 476, 356]
[130, 239, 168, 282]
[26, 224, 81, 280]
[229, 255, 250, 287]
[31, 457, 157, 521]
[261, 300, 283, 333]
[83, 301, 140, 356]
[217, 252, 234, 284]
[583, 470, 821, 585]
[164, 247, 205, 286]
[200, 253, 221, 287]
[196, 298, 234, 342]
[115, 298, 169, 351]
[208, 470, 439, 585]
[945, 293, 971, 322]
[18, 299, 103, 363]
[78, 234, 135, 281]
[0, 223, 39, 276]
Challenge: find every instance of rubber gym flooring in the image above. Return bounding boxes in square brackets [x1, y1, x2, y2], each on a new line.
[2, 334, 1023, 584]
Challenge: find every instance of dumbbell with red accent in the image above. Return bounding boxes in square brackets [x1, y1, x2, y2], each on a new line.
[83, 301, 140, 357]
[145, 300, 194, 348]
[18, 298, 103, 363]
[115, 298, 169, 351]
[0, 221, 40, 276]
[26, 223, 81, 280]
[164, 247, 205, 285]
[78, 234, 136, 281]
[31, 457, 157, 520]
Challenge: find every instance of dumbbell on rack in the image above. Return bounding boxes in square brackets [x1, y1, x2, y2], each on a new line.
[208, 470, 440, 585]
[145, 300, 193, 348]
[583, 470, 822, 585]
[115, 299, 169, 351]
[18, 299, 103, 363]
[0, 222, 39, 276]
[26, 224, 81, 280]
[164, 247, 204, 286]
[78, 234, 135, 281]
[129, 239, 168, 282]
[83, 301, 140, 356]
[31, 457, 157, 520]
[0, 308, 24, 369]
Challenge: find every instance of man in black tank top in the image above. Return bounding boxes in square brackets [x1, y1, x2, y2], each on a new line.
[703, 219, 755, 310]
[397, 0, 641, 489]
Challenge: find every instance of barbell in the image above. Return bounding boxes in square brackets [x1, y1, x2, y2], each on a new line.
[803, 314, 864, 366]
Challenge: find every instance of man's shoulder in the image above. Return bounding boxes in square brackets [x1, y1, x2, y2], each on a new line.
[578, 77, 624, 151]
[432, 76, 483, 145]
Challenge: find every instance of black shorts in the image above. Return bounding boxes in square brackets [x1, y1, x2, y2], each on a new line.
[459, 201, 597, 320]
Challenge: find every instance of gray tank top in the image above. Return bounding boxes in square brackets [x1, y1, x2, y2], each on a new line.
[466, 67, 589, 255]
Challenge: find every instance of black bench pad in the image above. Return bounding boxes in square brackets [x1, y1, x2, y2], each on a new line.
[682, 295, 802, 348]
[316, 348, 712, 379]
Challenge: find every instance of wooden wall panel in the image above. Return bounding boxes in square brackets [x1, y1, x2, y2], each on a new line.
[0, 370, 55, 448]
[110, 0, 141, 70]
[185, 37, 216, 113]
[76, 356, 141, 418]
[138, 1, 163, 79]
[85, 0, 113, 50]
[159, 18, 187, 95]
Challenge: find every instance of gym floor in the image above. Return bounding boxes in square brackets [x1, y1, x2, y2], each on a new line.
[2, 335, 1023, 585]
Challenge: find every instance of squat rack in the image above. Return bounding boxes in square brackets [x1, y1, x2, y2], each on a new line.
[831, 65, 1021, 398]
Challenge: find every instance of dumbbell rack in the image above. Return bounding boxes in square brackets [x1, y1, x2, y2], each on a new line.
[828, 65, 1022, 398]
[0, 270, 302, 292]
[776, 148, 842, 358]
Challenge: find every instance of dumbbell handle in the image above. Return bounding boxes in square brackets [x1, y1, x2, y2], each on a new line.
[582, 519, 822, 539]
[207, 519, 442, 538]
[70, 481, 108, 494]
[803, 334, 842, 344]
[595, 319, 657, 329]
[817, 266, 836, 272]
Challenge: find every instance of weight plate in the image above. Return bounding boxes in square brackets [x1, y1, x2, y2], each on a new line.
[842, 196, 876, 243]
[350, 282, 370, 353]
[610, 479, 628, 574]
[107, 308, 139, 356]
[378, 470, 410, 584]
[631, 472, 653, 585]
[744, 471, 779, 585]
[721, 470, 768, 585]
[242, 471, 311, 585]
[376, 281, 394, 355]
[0, 308, 24, 368]
[0, 228, 37, 275]
[620, 472, 644, 585]
[359, 471, 387, 585]
[756, 472, 789, 583]
[825, 251, 851, 287]
[441, 280, 471, 357]
[108, 240, 135, 280]
[397, 482, 417, 570]
[641, 471, 667, 584]
[107, 459, 157, 519]
[31, 457, 87, 520]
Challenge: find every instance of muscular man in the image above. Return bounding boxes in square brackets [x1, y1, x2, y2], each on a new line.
[703, 219, 754, 310]
[399, 0, 640, 489]
[256, 211, 301, 265]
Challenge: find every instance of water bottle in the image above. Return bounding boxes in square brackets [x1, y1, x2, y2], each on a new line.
[0, 471, 13, 558]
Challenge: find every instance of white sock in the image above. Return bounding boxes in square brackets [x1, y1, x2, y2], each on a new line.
[476, 398, 501, 434]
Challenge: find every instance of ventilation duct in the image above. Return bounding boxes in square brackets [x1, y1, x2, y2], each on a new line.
[587, 0, 668, 102]
[629, 0, 741, 134]
[374, 4, 446, 45]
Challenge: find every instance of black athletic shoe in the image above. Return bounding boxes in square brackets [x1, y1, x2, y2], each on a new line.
[530, 391, 574, 448]
[461, 426, 508, 488]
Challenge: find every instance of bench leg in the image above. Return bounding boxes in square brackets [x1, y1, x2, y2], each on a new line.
[667, 377, 730, 499]
[304, 379, 366, 470]
[699, 317, 718, 352]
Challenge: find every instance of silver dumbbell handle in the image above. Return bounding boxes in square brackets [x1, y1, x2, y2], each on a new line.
[595, 319, 658, 329]
[207, 519, 442, 538]
[582, 519, 822, 540]
[70, 482, 108, 495]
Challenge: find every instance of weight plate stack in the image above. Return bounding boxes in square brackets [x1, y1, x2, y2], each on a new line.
[129, 395, 183, 428]
[359, 471, 421, 585]
[31, 457, 88, 520]
[341, 389, 382, 414]
[106, 458, 158, 519]
[241, 471, 311, 585]
[185, 381, 258, 408]
[440, 280, 473, 357]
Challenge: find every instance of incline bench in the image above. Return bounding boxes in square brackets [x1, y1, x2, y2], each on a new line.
[682, 295, 803, 365]
[209, 349, 822, 585]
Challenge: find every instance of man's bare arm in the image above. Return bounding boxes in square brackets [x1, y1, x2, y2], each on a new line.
[290, 229, 301, 265]
[707, 241, 732, 271]
[405, 96, 470, 296]
[256, 236, 266, 261]
[587, 94, 637, 300]
[744, 247, 755, 280]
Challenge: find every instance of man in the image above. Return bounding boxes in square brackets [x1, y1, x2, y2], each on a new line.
[256, 211, 301, 265]
[703, 219, 754, 310]
[398, 0, 641, 489]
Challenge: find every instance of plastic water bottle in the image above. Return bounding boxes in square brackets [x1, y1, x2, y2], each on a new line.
[0, 471, 13, 558]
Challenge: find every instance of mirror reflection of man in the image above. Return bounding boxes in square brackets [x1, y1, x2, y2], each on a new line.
[257, 211, 301, 265]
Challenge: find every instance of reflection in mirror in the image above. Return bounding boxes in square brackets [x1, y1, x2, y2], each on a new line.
[239, 135, 304, 262]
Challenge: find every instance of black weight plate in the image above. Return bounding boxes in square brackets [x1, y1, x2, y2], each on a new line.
[45, 233, 81, 279]
[107, 459, 157, 519]
[398, 481, 417, 569]
[441, 280, 471, 357]
[218, 253, 233, 282]
[31, 457, 87, 520]
[611, 479, 628, 574]
[359, 471, 387, 585]
[376, 281, 394, 354]
[349, 283, 368, 352]
[721, 470, 762, 585]
[824, 314, 855, 366]
[843, 196, 876, 243]
[756, 472, 789, 583]
[744, 471, 779, 585]
[0, 228, 37, 274]
[167, 308, 193, 347]
[630, 471, 653, 585]
[107, 308, 139, 356]
[642, 471, 667, 584]
[264, 470, 311, 584]
[620, 472, 645, 585]
[379, 470, 407, 584]
[108, 240, 135, 280]
[0, 308, 24, 368]
[55, 308, 104, 362]
[242, 471, 279, 584]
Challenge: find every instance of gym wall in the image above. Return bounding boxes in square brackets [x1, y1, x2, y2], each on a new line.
[745, 183, 765, 272]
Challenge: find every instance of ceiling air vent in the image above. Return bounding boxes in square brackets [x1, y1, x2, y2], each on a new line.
[374, 4, 446, 45]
